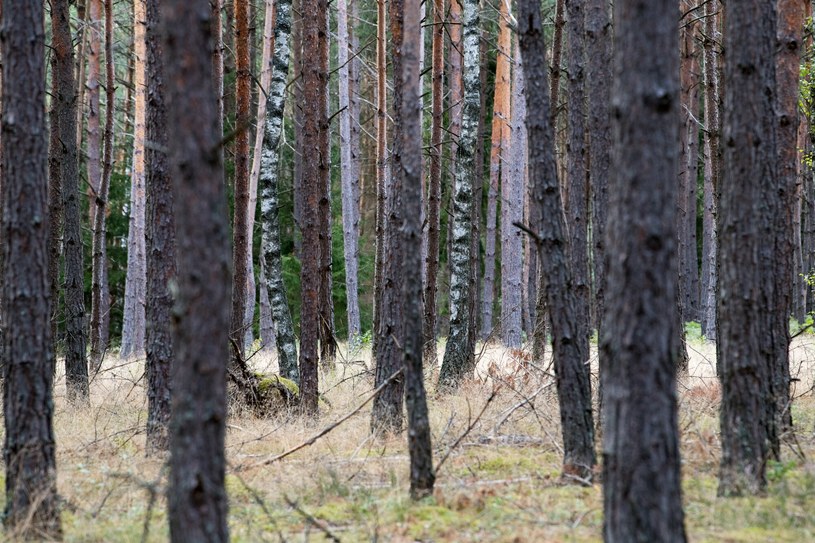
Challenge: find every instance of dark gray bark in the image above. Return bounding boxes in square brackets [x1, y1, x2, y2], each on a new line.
[601, 0, 687, 539]
[1, 1, 61, 536]
[161, 1, 230, 539]
[517, 0, 596, 480]
[717, 0, 780, 497]
[438, 0, 479, 388]
[145, 0, 174, 454]
[259, 0, 299, 382]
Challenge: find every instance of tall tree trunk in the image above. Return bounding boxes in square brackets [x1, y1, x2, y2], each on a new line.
[517, 0, 596, 480]
[502, 32, 524, 348]
[400, 0, 436, 499]
[717, 0, 780, 497]
[161, 1, 230, 539]
[121, 0, 148, 360]
[700, 0, 720, 341]
[602, 0, 687, 539]
[550, 0, 566, 126]
[481, 4, 511, 340]
[774, 0, 805, 434]
[372, 0, 388, 361]
[259, 0, 299, 382]
[438, 0, 479, 388]
[212, 0, 225, 159]
[373, 0, 413, 432]
[424, 0, 444, 360]
[445, 0, 463, 275]
[299, 0, 330, 413]
[1, 1, 61, 535]
[338, 0, 362, 346]
[90, 0, 115, 372]
[145, 0, 174, 455]
[565, 0, 591, 359]
[317, 78, 335, 367]
[230, 0, 252, 366]
[258, 259, 276, 351]
[51, 0, 89, 402]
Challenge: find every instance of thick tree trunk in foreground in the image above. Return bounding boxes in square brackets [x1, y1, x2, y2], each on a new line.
[259, 0, 299, 382]
[717, 0, 780, 497]
[299, 0, 330, 413]
[161, 1, 230, 539]
[52, 0, 90, 402]
[121, 0, 148, 360]
[517, 0, 596, 480]
[602, 0, 687, 539]
[400, 0, 435, 499]
[145, 0, 174, 454]
[438, 0, 479, 389]
[1, 1, 61, 536]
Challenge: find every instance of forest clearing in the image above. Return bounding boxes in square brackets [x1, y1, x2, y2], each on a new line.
[33, 336, 815, 542]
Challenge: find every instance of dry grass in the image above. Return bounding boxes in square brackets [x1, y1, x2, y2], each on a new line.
[3, 335, 815, 541]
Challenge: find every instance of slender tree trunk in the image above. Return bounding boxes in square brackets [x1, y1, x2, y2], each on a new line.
[502, 32, 524, 348]
[299, 0, 330, 413]
[372, 0, 388, 360]
[438, 0, 479, 388]
[52, 0, 89, 402]
[717, 0, 780, 497]
[258, 259, 277, 351]
[446, 0, 463, 275]
[481, 5, 511, 340]
[774, 0, 805, 434]
[565, 0, 591, 359]
[259, 0, 299, 382]
[517, 0, 596, 480]
[424, 0, 445, 360]
[145, 0, 174, 455]
[338, 0, 362, 346]
[48, 14, 65, 372]
[700, 0, 720, 341]
[212, 0, 225, 152]
[602, 0, 687, 539]
[1, 1, 61, 535]
[400, 0, 435, 499]
[91, 0, 115, 372]
[121, 0, 148, 360]
[317, 67, 335, 367]
[161, 1, 230, 539]
[230, 0, 252, 366]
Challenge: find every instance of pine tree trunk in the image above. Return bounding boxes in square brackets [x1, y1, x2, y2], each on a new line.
[259, 0, 299, 383]
[372, 0, 388, 360]
[517, 0, 596, 480]
[299, 0, 330, 413]
[1, 2, 62, 535]
[400, 0, 435, 499]
[48, 14, 65, 372]
[424, 0, 444, 361]
[161, 2, 230, 539]
[145, 0, 174, 455]
[438, 0, 479, 389]
[91, 0, 115, 372]
[602, 0, 687, 538]
[550, 0, 566, 126]
[51, 0, 89, 402]
[338, 0, 362, 346]
[121, 0, 148, 360]
[481, 5, 511, 340]
[717, 0, 780, 497]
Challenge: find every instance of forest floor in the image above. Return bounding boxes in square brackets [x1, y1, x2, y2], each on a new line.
[9, 332, 815, 542]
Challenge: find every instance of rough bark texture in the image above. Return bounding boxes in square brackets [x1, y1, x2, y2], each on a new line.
[565, 0, 591, 360]
[481, 4, 510, 340]
[717, 0, 780, 497]
[550, 0, 566, 126]
[259, 0, 299, 382]
[372, 0, 410, 433]
[438, 0, 479, 389]
[372, 0, 387, 364]
[299, 0, 330, 413]
[121, 0, 148, 360]
[52, 0, 90, 402]
[145, 0, 174, 455]
[700, 0, 720, 341]
[774, 0, 805, 435]
[424, 0, 444, 360]
[338, 0, 362, 345]
[1, 1, 62, 535]
[602, 0, 688, 539]
[161, 1, 230, 539]
[517, 0, 596, 479]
